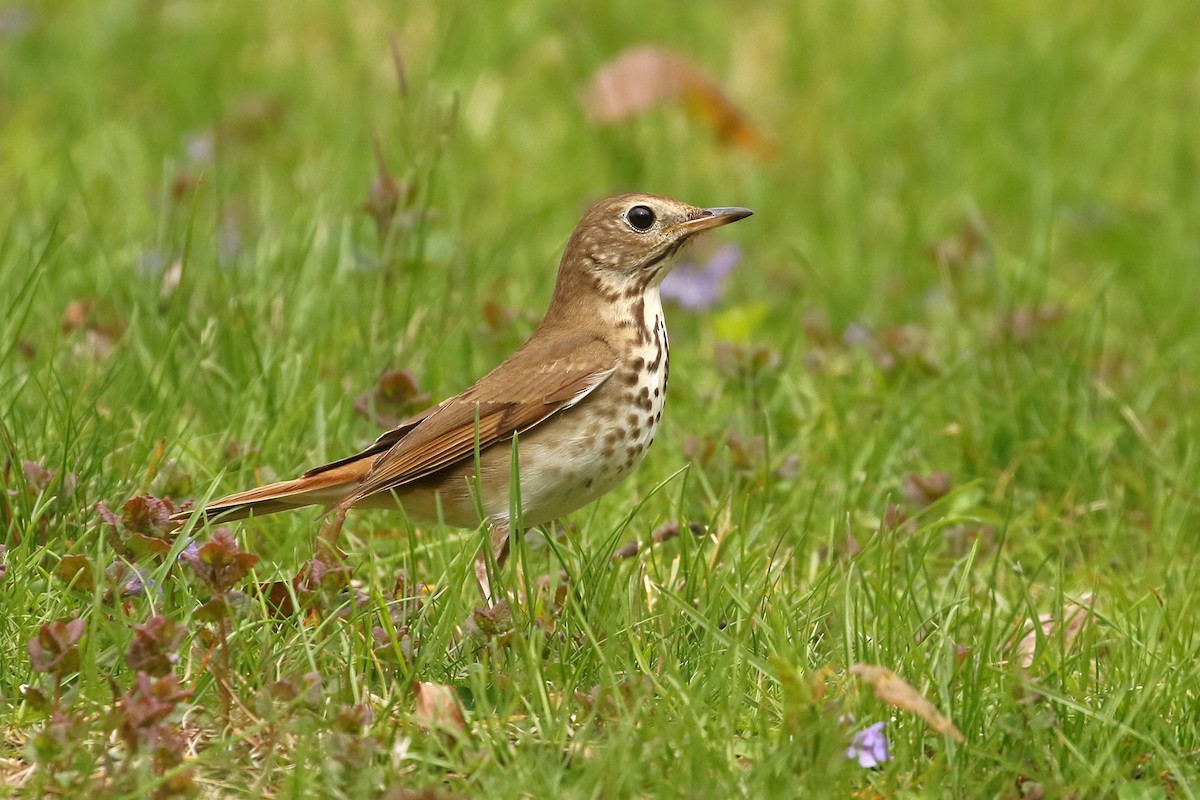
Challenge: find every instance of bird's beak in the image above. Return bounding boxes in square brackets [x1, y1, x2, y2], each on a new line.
[671, 206, 754, 236]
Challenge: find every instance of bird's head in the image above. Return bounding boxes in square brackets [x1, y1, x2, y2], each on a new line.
[553, 193, 752, 307]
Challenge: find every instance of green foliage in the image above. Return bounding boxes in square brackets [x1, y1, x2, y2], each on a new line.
[2, 1, 1199, 797]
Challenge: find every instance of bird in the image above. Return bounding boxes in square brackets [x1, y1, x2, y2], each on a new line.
[174, 193, 752, 600]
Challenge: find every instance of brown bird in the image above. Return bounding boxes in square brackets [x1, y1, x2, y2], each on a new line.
[175, 193, 752, 599]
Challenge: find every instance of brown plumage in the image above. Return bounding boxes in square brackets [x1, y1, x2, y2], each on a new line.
[174, 193, 752, 598]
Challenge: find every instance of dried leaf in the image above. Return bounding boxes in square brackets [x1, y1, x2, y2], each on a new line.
[581, 45, 771, 156]
[412, 681, 468, 738]
[850, 663, 965, 743]
[1014, 593, 1096, 669]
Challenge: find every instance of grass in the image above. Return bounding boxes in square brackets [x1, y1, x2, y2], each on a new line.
[2, 1, 1199, 796]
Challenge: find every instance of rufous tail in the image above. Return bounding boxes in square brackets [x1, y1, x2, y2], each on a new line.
[172, 458, 371, 523]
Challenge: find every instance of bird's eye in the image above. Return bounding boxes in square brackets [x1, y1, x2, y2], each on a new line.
[627, 205, 656, 231]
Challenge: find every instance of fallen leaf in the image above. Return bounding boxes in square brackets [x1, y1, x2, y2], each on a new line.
[850, 663, 965, 743]
[412, 681, 468, 738]
[581, 45, 771, 156]
[1014, 593, 1096, 669]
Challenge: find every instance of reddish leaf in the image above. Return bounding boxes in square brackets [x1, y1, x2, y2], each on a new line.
[118, 672, 192, 745]
[182, 528, 259, 593]
[126, 615, 186, 676]
[28, 617, 85, 677]
[100, 495, 183, 560]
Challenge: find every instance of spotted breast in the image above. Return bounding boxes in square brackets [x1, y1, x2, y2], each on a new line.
[505, 285, 669, 526]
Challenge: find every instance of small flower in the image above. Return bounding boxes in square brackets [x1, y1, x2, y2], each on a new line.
[661, 244, 741, 310]
[846, 721, 891, 768]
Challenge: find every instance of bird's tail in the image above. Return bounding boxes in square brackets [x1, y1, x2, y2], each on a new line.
[172, 458, 372, 524]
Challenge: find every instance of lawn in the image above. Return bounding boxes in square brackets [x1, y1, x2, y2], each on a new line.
[2, 2, 1199, 797]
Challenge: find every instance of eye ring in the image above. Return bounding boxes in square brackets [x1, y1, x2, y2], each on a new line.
[626, 204, 656, 232]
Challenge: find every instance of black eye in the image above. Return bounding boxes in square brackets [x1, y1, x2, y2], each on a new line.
[627, 205, 656, 231]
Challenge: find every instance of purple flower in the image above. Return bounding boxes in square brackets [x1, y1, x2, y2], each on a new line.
[846, 721, 891, 768]
[661, 244, 741, 310]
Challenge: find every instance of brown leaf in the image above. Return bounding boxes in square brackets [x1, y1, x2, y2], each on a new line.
[581, 45, 771, 156]
[1014, 593, 1096, 669]
[850, 663, 965, 743]
[412, 681, 468, 738]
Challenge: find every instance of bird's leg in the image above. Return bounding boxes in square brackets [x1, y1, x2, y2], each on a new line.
[474, 519, 511, 605]
[315, 500, 351, 564]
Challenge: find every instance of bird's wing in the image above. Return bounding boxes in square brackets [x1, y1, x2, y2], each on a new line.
[343, 332, 618, 503]
[301, 404, 443, 478]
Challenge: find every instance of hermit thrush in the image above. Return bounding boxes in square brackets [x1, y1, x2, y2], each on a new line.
[175, 194, 752, 598]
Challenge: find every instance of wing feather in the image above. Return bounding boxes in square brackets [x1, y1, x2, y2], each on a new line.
[344, 334, 617, 503]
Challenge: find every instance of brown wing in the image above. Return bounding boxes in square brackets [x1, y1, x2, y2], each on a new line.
[344, 333, 618, 504]
[301, 403, 443, 478]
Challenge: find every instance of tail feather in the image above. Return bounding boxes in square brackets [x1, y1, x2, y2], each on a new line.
[174, 458, 372, 523]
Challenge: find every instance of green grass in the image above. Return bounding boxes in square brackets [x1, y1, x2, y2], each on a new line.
[3, 1, 1200, 797]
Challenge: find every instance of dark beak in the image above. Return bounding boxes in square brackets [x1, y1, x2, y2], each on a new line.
[672, 206, 754, 236]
